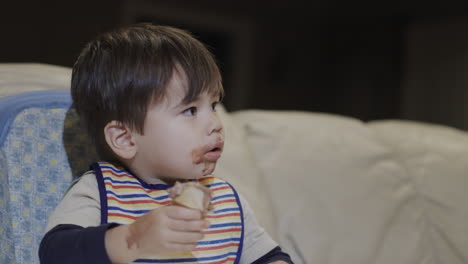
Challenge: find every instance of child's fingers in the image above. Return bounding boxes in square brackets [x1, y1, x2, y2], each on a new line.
[166, 242, 198, 253]
[167, 230, 204, 244]
[166, 205, 203, 220]
[168, 219, 210, 232]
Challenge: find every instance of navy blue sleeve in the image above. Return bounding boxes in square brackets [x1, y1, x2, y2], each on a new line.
[252, 246, 294, 263]
[39, 224, 117, 264]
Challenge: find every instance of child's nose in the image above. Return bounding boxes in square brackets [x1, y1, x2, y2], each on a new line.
[207, 114, 223, 135]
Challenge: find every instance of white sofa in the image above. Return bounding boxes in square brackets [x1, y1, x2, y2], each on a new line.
[1, 63, 467, 264]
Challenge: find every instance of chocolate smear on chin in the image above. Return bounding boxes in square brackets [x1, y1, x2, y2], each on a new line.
[191, 146, 215, 176]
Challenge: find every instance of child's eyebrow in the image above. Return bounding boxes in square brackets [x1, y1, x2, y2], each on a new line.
[172, 92, 221, 109]
[172, 100, 188, 110]
[172, 95, 199, 109]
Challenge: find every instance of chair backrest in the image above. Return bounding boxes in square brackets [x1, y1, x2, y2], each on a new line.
[0, 90, 97, 263]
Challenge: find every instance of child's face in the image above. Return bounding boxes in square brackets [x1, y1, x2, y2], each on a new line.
[131, 73, 224, 184]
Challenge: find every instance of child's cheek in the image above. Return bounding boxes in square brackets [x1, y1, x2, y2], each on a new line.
[191, 146, 205, 165]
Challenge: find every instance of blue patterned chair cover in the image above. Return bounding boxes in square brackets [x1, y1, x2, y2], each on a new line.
[0, 90, 98, 263]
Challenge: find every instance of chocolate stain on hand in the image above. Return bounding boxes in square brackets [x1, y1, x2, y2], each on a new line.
[126, 215, 149, 251]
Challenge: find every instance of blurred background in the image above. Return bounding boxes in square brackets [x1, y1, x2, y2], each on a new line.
[2, 0, 468, 130]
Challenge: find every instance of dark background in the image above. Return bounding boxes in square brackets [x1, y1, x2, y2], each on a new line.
[2, 0, 468, 129]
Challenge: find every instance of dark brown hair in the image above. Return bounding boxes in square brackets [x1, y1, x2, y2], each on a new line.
[71, 23, 223, 160]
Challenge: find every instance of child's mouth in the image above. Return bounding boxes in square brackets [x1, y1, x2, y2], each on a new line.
[204, 145, 223, 162]
[203, 141, 224, 162]
[191, 140, 224, 164]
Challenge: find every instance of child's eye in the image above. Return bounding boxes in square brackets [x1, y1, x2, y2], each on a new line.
[211, 102, 219, 112]
[182, 106, 197, 116]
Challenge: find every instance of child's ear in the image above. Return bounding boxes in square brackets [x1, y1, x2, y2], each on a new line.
[104, 121, 137, 160]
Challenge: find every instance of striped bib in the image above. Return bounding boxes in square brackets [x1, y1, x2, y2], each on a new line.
[93, 162, 244, 264]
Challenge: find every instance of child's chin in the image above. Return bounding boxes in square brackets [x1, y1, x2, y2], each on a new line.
[201, 163, 216, 176]
[177, 171, 205, 181]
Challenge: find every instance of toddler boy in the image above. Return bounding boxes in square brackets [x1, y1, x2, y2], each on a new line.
[39, 23, 292, 264]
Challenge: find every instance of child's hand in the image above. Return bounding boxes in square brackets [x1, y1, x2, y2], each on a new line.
[128, 205, 210, 255]
[105, 205, 210, 262]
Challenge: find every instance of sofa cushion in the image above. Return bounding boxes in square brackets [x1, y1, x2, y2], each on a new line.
[232, 110, 441, 264]
[0, 63, 71, 97]
[369, 120, 468, 264]
[0, 91, 98, 264]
